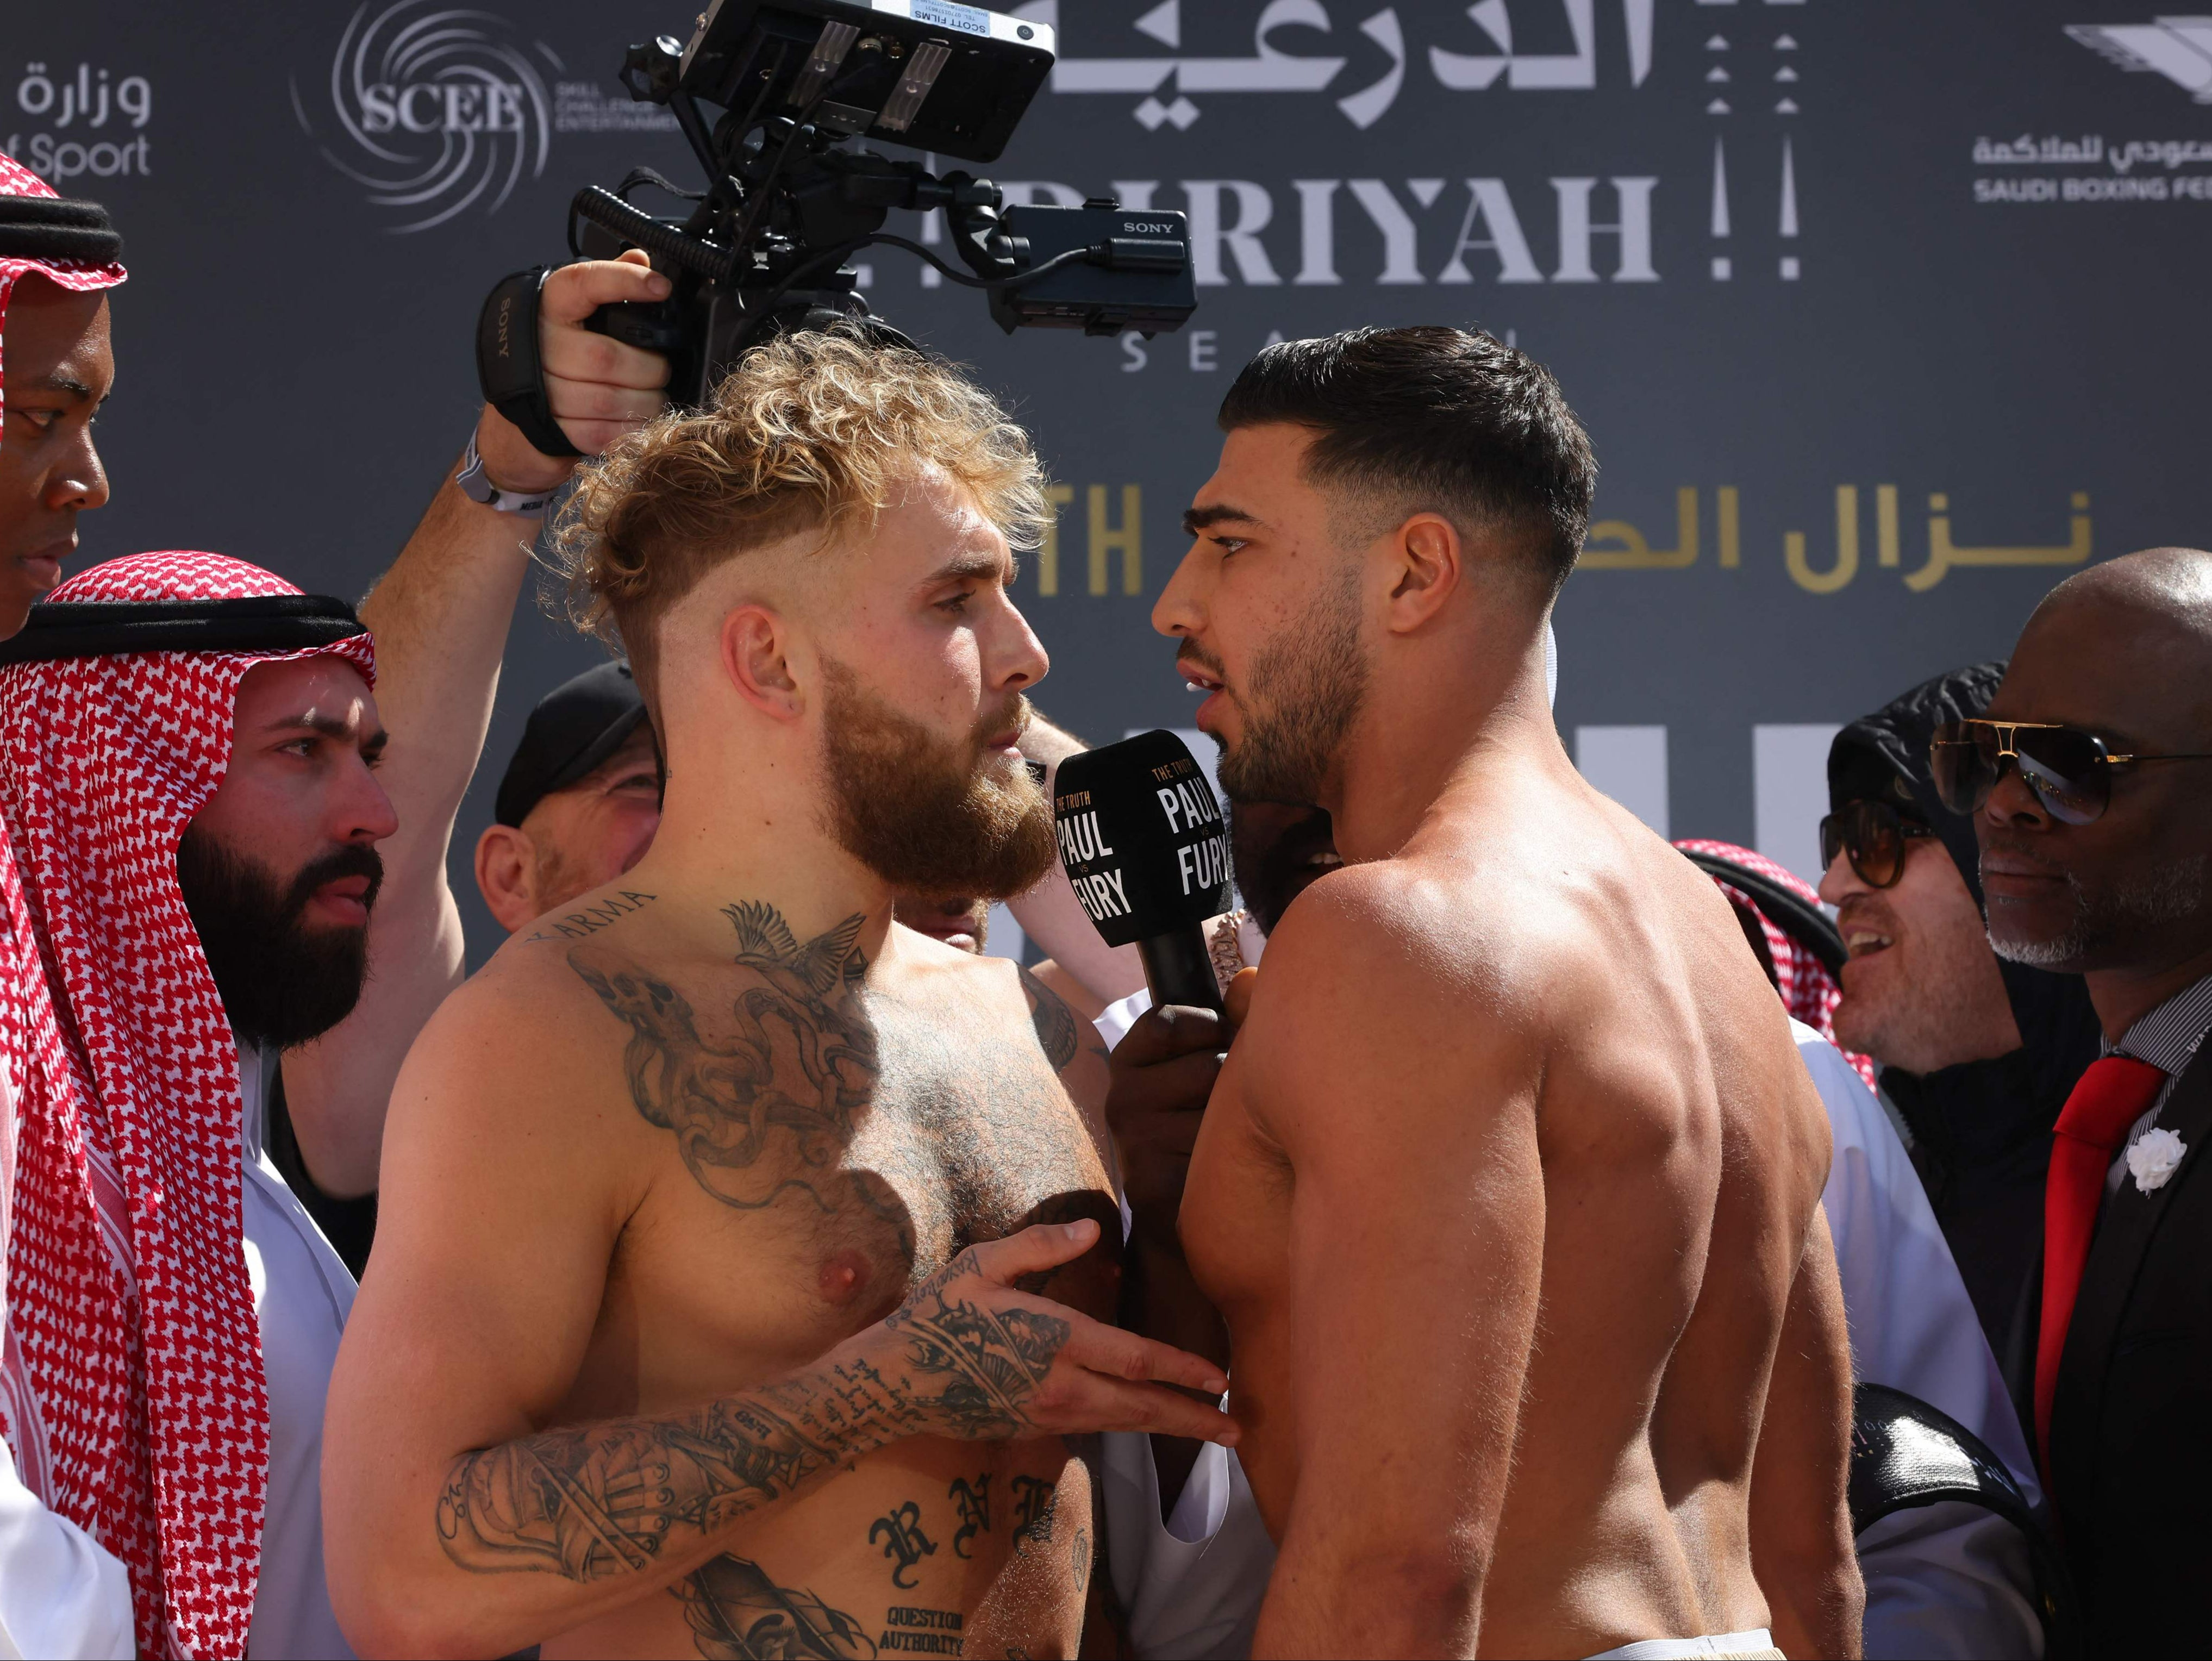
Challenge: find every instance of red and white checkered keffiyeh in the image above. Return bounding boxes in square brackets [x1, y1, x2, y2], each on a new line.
[1674, 838, 1878, 1089]
[0, 551, 375, 1659]
[0, 154, 128, 432]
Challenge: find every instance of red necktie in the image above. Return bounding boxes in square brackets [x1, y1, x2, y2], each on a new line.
[2036, 1055, 2169, 1476]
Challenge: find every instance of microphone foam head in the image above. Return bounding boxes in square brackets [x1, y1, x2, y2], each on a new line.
[1052, 729, 1232, 947]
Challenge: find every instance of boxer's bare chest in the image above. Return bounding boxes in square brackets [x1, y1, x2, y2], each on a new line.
[561, 901, 1119, 1415]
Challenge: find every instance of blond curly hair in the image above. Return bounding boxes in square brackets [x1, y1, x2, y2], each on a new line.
[549, 328, 1051, 706]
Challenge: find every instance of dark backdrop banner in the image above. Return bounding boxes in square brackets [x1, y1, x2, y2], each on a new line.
[8, 1, 2209, 957]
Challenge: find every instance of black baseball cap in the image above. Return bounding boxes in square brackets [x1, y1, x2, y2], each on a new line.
[494, 660, 655, 828]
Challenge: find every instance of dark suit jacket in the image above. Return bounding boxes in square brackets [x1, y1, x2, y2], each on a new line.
[2050, 1046, 2212, 1655]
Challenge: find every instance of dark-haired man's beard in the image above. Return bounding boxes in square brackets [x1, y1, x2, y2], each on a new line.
[176, 826, 382, 1051]
[821, 660, 1057, 900]
[1214, 571, 1369, 807]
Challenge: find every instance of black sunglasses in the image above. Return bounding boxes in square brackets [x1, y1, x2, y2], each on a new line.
[1819, 800, 1937, 889]
[1930, 719, 2212, 826]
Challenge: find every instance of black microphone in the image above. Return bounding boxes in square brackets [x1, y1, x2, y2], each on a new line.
[1053, 729, 1233, 1014]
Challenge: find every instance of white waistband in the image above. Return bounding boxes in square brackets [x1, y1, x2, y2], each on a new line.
[1585, 1629, 1778, 1660]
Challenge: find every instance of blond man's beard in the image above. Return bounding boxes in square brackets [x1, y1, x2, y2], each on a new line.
[820, 659, 1057, 900]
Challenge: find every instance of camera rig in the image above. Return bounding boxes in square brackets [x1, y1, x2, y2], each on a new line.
[478, 0, 1199, 458]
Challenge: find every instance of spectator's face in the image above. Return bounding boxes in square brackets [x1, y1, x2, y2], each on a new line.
[810, 470, 1055, 899]
[1157, 425, 1369, 807]
[0, 278, 111, 637]
[181, 657, 396, 1048]
[1818, 827, 2020, 1075]
[480, 727, 663, 930]
[1980, 595, 2212, 975]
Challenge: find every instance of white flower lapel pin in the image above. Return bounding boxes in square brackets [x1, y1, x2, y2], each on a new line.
[2127, 1127, 2189, 1194]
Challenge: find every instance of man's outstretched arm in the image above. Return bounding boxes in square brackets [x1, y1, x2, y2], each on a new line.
[1237, 877, 1546, 1658]
[323, 976, 1234, 1660]
[1748, 1209, 1863, 1661]
[279, 254, 670, 1195]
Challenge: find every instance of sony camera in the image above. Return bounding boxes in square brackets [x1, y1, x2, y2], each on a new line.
[480, 0, 1199, 457]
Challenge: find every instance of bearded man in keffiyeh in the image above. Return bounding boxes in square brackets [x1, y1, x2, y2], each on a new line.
[0, 549, 388, 1659]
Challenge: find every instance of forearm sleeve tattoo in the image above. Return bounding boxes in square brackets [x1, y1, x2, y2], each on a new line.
[439, 1358, 911, 1579]
[438, 1262, 1071, 1585]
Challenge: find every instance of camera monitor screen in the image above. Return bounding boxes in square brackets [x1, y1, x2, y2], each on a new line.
[680, 0, 1057, 163]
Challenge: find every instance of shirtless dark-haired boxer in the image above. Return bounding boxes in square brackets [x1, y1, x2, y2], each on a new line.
[324, 331, 1233, 1660]
[1158, 327, 1861, 1659]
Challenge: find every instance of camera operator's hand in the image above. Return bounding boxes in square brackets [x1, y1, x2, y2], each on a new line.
[474, 249, 672, 493]
[1106, 966, 1254, 1253]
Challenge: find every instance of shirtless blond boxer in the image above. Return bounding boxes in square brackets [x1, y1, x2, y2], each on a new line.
[323, 331, 1234, 1660]
[1157, 328, 1861, 1659]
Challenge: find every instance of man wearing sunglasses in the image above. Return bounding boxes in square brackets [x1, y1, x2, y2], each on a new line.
[1820, 667, 2102, 1428]
[1960, 547, 2212, 1654]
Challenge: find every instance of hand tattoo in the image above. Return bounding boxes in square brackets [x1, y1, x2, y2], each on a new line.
[884, 1256, 1072, 1440]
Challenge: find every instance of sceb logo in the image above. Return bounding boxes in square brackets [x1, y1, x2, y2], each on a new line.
[291, 1, 554, 234]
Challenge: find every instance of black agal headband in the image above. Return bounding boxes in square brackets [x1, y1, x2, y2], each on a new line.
[0, 596, 366, 664]
[0, 195, 123, 265]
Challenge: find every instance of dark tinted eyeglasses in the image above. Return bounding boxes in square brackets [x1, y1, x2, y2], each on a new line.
[1930, 719, 2212, 826]
[1819, 800, 1937, 889]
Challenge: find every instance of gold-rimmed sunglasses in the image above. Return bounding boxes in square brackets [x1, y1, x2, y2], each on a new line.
[1930, 719, 2212, 826]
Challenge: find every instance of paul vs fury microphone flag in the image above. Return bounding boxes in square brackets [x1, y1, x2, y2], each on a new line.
[1054, 730, 1232, 1009]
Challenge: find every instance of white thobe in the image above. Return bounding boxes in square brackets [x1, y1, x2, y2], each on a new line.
[235, 1045, 359, 1661]
[0, 1052, 134, 1660]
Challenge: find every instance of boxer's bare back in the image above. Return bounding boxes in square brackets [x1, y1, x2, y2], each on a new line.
[1183, 761, 1853, 1657]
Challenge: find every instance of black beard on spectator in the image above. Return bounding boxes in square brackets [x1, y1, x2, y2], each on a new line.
[1231, 803, 1337, 936]
[820, 658, 1058, 901]
[176, 826, 383, 1051]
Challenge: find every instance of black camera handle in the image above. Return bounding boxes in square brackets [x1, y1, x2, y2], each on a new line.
[474, 266, 578, 460]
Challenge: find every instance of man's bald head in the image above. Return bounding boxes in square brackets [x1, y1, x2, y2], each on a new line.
[1981, 548, 2212, 981]
[2015, 548, 2212, 753]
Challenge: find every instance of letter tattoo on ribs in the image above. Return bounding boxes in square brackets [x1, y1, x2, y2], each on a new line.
[868, 1500, 938, 1589]
[1010, 1474, 1057, 1553]
[570, 901, 915, 1262]
[947, 1474, 992, 1558]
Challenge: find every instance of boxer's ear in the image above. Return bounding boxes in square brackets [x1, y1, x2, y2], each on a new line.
[1381, 511, 1463, 634]
[720, 604, 803, 720]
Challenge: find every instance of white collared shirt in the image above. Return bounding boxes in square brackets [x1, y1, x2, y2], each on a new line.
[2103, 972, 2212, 1193]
